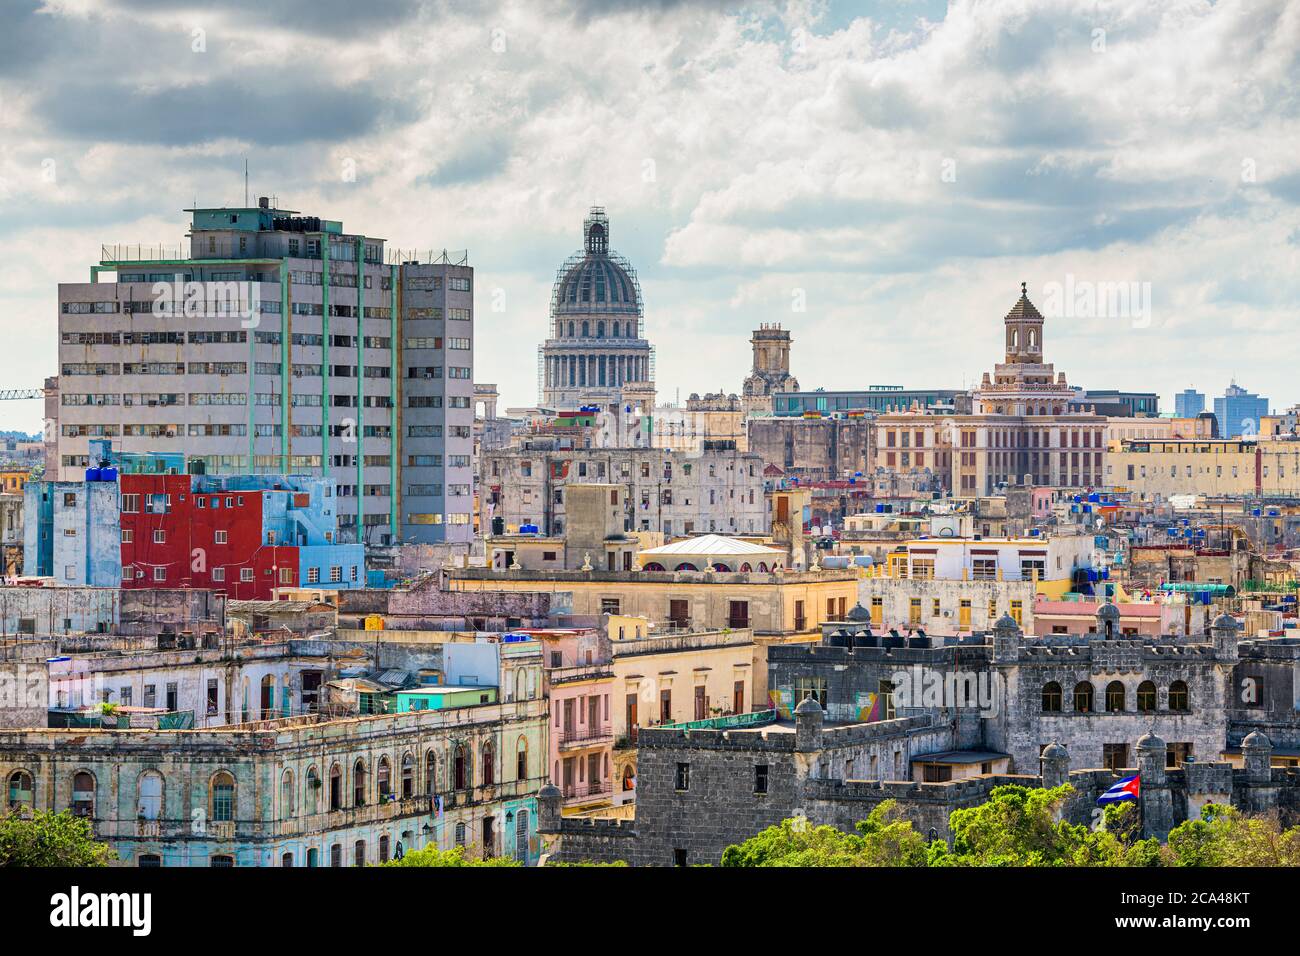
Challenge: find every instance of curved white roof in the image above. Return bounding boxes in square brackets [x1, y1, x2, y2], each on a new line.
[638, 534, 784, 557]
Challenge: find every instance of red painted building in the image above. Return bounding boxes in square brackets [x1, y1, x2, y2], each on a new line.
[119, 474, 300, 600]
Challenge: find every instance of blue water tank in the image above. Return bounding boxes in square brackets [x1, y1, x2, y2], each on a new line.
[84, 468, 101, 482]
[100, 467, 118, 482]
[875, 504, 884, 513]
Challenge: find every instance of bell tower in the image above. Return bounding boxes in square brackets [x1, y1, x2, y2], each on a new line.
[1004, 281, 1044, 363]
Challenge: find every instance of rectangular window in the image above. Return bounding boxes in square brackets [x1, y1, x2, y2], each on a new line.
[675, 763, 690, 791]
[754, 764, 769, 794]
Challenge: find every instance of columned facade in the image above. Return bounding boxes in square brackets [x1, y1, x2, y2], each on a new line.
[539, 207, 654, 410]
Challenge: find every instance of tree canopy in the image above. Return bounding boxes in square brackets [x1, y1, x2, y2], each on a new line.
[0, 810, 115, 867]
[720, 786, 1300, 867]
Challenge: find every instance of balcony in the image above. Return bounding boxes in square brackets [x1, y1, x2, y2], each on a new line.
[558, 724, 614, 750]
[561, 781, 613, 802]
[549, 663, 614, 686]
[209, 821, 236, 841]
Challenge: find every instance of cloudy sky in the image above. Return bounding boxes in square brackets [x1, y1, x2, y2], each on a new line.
[1, 0, 1298, 433]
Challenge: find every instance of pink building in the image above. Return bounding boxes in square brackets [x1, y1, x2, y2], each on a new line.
[525, 628, 616, 811]
[1032, 598, 1183, 637]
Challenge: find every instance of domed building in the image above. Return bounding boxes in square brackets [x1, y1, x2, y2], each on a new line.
[539, 207, 655, 410]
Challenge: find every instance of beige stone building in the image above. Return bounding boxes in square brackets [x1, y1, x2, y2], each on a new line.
[444, 565, 858, 699]
[742, 323, 798, 418]
[875, 284, 1107, 494]
[604, 615, 755, 805]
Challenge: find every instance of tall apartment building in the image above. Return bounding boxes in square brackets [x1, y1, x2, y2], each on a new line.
[50, 200, 474, 545]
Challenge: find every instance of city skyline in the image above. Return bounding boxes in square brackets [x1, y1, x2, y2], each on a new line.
[2, 0, 1299, 432]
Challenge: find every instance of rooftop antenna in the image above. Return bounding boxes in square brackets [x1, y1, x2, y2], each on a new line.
[244, 158, 249, 207]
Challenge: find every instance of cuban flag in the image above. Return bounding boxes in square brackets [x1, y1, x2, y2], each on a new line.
[1097, 774, 1140, 805]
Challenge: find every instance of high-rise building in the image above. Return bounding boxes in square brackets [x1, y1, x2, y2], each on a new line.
[1214, 381, 1269, 438]
[50, 200, 474, 545]
[538, 207, 654, 410]
[742, 324, 798, 417]
[1174, 388, 1205, 418]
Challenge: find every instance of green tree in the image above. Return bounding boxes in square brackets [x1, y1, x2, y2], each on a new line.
[381, 845, 522, 867]
[1167, 803, 1300, 867]
[927, 785, 1161, 867]
[0, 810, 115, 867]
[720, 800, 927, 867]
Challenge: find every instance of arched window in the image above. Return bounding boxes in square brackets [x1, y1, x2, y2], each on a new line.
[1137, 681, 1157, 713]
[210, 771, 235, 823]
[72, 771, 95, 818]
[329, 763, 342, 811]
[643, 562, 665, 572]
[354, 839, 366, 867]
[582, 321, 589, 337]
[306, 766, 321, 815]
[425, 750, 437, 795]
[516, 737, 529, 780]
[596, 321, 605, 338]
[622, 765, 635, 791]
[1073, 682, 1094, 714]
[482, 741, 495, 786]
[307, 847, 319, 867]
[401, 753, 415, 799]
[282, 852, 294, 867]
[260, 674, 275, 719]
[454, 822, 467, 846]
[1011, 329, 1018, 349]
[454, 744, 469, 790]
[377, 756, 392, 800]
[1028, 329, 1037, 349]
[1041, 681, 1062, 712]
[7, 770, 33, 810]
[1105, 681, 1126, 713]
[739, 563, 752, 572]
[515, 668, 526, 702]
[138, 770, 164, 820]
[379, 834, 391, 863]
[674, 562, 698, 572]
[567, 322, 574, 337]
[330, 844, 342, 867]
[280, 769, 294, 818]
[1169, 680, 1190, 712]
[353, 759, 368, 807]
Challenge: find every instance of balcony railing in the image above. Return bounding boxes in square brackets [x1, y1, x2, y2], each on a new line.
[562, 781, 613, 801]
[549, 664, 614, 685]
[558, 725, 614, 748]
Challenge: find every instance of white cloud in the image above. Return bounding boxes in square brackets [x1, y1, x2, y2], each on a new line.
[0, 0, 1298, 433]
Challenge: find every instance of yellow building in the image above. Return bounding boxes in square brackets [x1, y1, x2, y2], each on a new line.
[604, 614, 756, 804]
[446, 565, 858, 699]
[0, 471, 29, 496]
[1104, 439, 1288, 501]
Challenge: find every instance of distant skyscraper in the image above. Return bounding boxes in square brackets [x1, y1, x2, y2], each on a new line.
[1174, 388, 1205, 419]
[1214, 381, 1269, 438]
